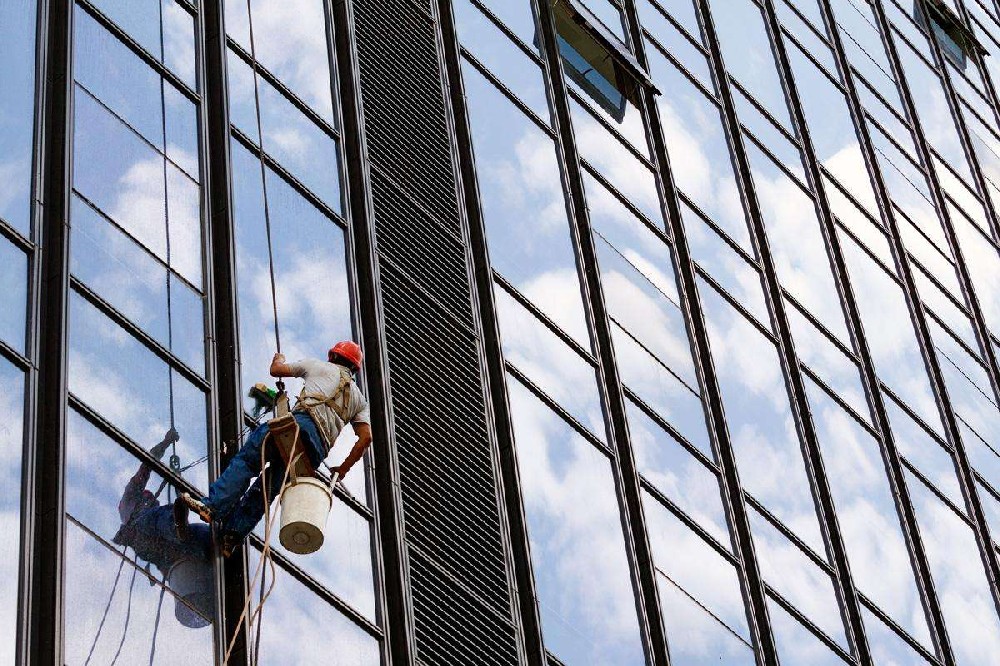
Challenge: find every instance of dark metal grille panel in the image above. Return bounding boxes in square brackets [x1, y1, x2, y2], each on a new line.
[410, 548, 520, 666]
[353, 0, 519, 660]
[355, 0, 459, 228]
[371, 168, 472, 318]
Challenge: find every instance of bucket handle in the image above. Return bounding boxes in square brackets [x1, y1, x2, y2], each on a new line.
[328, 470, 341, 494]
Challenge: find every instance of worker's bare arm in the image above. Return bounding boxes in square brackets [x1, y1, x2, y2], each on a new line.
[335, 422, 372, 479]
[269, 352, 297, 377]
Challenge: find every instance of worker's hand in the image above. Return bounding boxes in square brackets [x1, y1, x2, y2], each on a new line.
[272, 352, 285, 364]
[331, 463, 351, 482]
[151, 428, 179, 459]
[151, 440, 170, 460]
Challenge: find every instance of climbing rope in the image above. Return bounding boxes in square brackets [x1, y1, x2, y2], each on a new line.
[155, 0, 182, 505]
[148, 579, 167, 666]
[109, 563, 139, 666]
[222, 437, 292, 664]
[245, 0, 281, 354]
[83, 554, 128, 666]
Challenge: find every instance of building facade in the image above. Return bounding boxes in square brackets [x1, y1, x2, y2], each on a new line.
[3, 0, 1000, 663]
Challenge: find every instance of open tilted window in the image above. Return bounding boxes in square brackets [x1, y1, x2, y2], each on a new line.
[545, 0, 657, 121]
[914, 0, 985, 69]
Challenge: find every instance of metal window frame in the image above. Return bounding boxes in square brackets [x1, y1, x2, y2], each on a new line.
[530, 1, 674, 663]
[612, 1, 782, 662]
[867, 0, 1000, 628]
[685, 0, 877, 660]
[23, 0, 73, 662]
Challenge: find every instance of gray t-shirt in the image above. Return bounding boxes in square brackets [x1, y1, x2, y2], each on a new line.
[287, 358, 370, 451]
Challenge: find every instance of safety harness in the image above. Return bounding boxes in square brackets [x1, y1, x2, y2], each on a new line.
[263, 367, 353, 479]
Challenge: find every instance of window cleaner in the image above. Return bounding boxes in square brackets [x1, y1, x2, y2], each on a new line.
[174, 341, 373, 558]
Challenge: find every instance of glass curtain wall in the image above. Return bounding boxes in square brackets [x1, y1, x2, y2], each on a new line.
[62, 0, 216, 662]
[455, 0, 1000, 664]
[0, 0, 36, 659]
[221, 0, 380, 661]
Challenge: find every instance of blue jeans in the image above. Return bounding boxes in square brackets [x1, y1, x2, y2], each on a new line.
[205, 412, 326, 541]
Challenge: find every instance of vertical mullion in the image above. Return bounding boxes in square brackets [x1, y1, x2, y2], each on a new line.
[330, 1, 417, 664]
[915, 0, 1000, 439]
[692, 0, 872, 661]
[770, 0, 961, 662]
[26, 0, 72, 663]
[201, 1, 250, 663]
[866, 0, 1000, 626]
[532, 2, 671, 664]
[434, 2, 547, 664]
[618, 1, 780, 662]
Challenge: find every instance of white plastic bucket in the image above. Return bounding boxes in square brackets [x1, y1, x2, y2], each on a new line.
[167, 559, 214, 628]
[279, 476, 332, 554]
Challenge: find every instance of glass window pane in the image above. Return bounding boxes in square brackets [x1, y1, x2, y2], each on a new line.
[508, 378, 644, 665]
[626, 399, 728, 544]
[705, 0, 792, 129]
[571, 98, 660, 222]
[88, 0, 197, 88]
[68, 293, 209, 492]
[0, 361, 24, 661]
[224, 0, 336, 124]
[649, 50, 754, 252]
[907, 470, 1000, 664]
[462, 60, 591, 347]
[254, 565, 380, 665]
[768, 597, 848, 666]
[643, 492, 753, 646]
[862, 605, 934, 665]
[840, 230, 944, 434]
[64, 410, 217, 662]
[70, 195, 206, 376]
[885, 394, 965, 508]
[254, 498, 376, 621]
[0, 0, 37, 236]
[805, 378, 933, 648]
[700, 278, 826, 552]
[453, 0, 550, 122]
[750, 509, 848, 648]
[230, 141, 352, 412]
[227, 49, 343, 214]
[496, 288, 605, 438]
[0, 240, 28, 352]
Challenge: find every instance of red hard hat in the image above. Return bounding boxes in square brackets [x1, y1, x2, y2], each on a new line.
[329, 341, 363, 371]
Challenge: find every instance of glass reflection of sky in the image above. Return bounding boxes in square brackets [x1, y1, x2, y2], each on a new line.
[643, 492, 754, 663]
[805, 379, 933, 649]
[0, 241, 28, 354]
[508, 378, 644, 666]
[462, 59, 592, 349]
[908, 471, 1000, 664]
[0, 362, 24, 663]
[700, 278, 827, 554]
[0, 0, 36, 237]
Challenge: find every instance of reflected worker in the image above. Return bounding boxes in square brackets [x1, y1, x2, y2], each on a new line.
[176, 341, 373, 557]
[113, 428, 215, 628]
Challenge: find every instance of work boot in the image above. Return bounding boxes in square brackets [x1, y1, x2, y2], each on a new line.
[218, 532, 241, 558]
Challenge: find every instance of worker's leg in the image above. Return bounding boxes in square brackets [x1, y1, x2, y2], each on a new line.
[218, 413, 325, 545]
[201, 421, 271, 518]
[218, 446, 288, 542]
